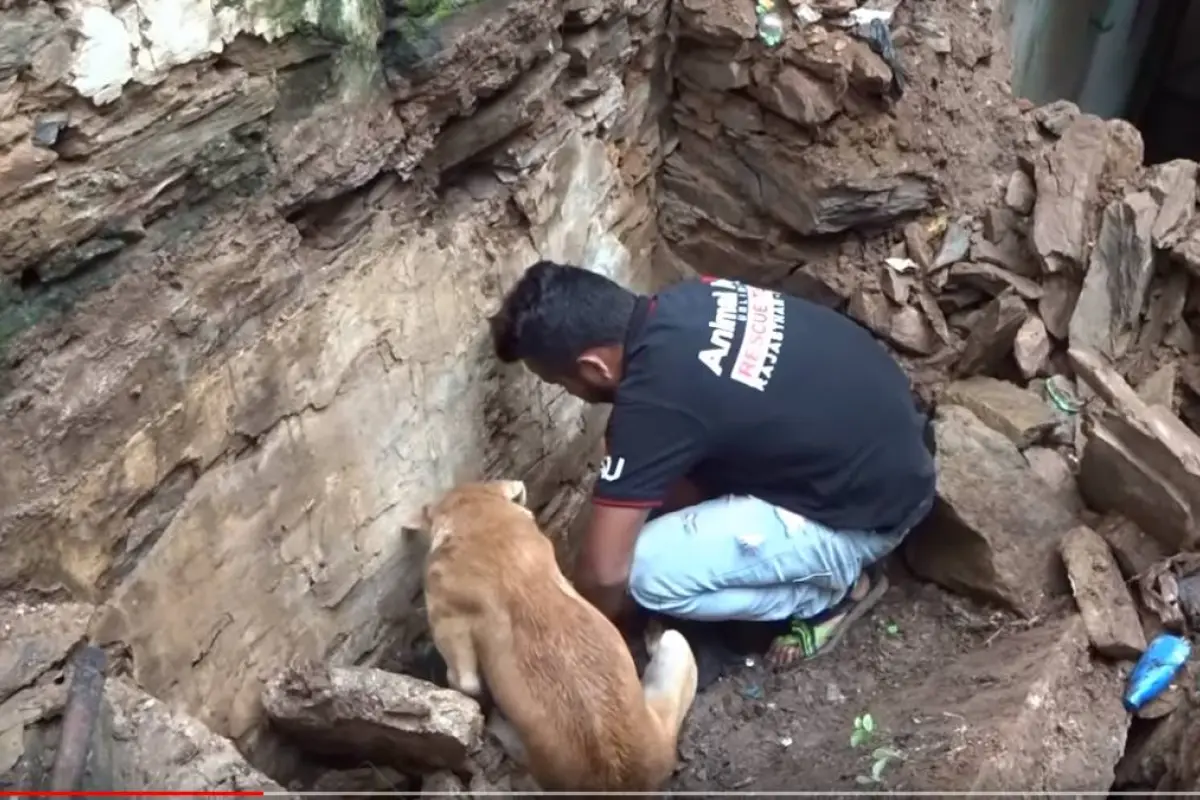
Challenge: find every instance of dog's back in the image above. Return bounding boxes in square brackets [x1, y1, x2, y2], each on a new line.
[423, 481, 696, 791]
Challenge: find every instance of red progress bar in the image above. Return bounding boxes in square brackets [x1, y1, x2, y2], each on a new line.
[0, 793, 264, 797]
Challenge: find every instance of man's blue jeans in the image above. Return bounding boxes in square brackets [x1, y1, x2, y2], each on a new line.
[628, 493, 934, 622]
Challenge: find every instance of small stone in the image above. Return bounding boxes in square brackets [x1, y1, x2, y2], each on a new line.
[1097, 515, 1169, 580]
[261, 664, 484, 772]
[1004, 171, 1036, 214]
[1134, 683, 1182, 720]
[903, 405, 1075, 616]
[1060, 525, 1147, 660]
[1013, 316, 1051, 379]
[421, 771, 467, 794]
[972, 234, 1040, 278]
[1039, 273, 1082, 341]
[31, 111, 67, 148]
[1147, 159, 1197, 249]
[943, 376, 1058, 449]
[903, 220, 933, 271]
[954, 291, 1029, 377]
[1137, 362, 1178, 410]
[932, 217, 972, 269]
[1032, 99, 1081, 137]
[879, 267, 911, 305]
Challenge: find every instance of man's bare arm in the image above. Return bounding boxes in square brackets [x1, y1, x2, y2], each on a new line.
[574, 503, 650, 620]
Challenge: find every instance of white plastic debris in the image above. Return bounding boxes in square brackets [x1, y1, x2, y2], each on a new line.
[885, 257, 918, 273]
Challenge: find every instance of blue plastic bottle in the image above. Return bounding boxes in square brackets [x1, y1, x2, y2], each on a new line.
[1123, 633, 1191, 712]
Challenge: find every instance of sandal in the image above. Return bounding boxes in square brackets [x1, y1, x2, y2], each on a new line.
[766, 566, 890, 668]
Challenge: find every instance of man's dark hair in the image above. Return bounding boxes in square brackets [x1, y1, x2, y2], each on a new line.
[490, 260, 638, 372]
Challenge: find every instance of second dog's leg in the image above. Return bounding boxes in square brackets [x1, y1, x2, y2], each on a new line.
[430, 616, 482, 697]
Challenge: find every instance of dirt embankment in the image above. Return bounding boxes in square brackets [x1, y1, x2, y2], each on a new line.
[8, 0, 1200, 794]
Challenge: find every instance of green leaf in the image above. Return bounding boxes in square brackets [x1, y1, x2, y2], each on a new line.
[862, 713, 875, 732]
[873, 747, 904, 760]
[885, 622, 900, 636]
[855, 775, 878, 785]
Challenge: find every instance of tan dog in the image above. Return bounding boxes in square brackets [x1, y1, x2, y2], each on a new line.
[421, 480, 698, 792]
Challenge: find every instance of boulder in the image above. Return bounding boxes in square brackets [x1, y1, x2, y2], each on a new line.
[261, 664, 483, 772]
[904, 405, 1077, 616]
[1059, 526, 1147, 660]
[1031, 115, 1111, 275]
[1004, 170, 1036, 215]
[1071, 346, 1200, 551]
[1068, 192, 1159, 361]
[896, 615, 1128, 791]
[943, 377, 1058, 448]
[1024, 446, 1083, 514]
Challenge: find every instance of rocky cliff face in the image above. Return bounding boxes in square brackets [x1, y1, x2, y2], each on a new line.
[2, 0, 669, 750]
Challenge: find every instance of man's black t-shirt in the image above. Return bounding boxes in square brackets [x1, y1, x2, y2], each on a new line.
[592, 276, 936, 534]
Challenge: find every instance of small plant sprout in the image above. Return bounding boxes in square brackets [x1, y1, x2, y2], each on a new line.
[855, 746, 905, 785]
[849, 713, 875, 747]
[884, 620, 901, 636]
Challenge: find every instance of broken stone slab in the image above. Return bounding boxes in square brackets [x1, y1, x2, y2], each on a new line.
[1024, 446, 1083, 514]
[953, 291, 1028, 377]
[1031, 115, 1111, 275]
[1138, 362, 1178, 410]
[932, 216, 972, 269]
[1013, 315, 1051, 379]
[943, 376, 1058, 448]
[1070, 346, 1200, 550]
[1140, 268, 1190, 351]
[1040, 273, 1082, 341]
[903, 405, 1076, 616]
[948, 261, 1041, 300]
[903, 220, 933, 271]
[106, 679, 290, 793]
[261, 663, 483, 772]
[1098, 516, 1170, 580]
[897, 614, 1127, 791]
[1060, 525, 1147, 660]
[1005, 170, 1036, 214]
[1, 602, 93, 703]
[1068, 192, 1159, 361]
[1148, 159, 1197, 249]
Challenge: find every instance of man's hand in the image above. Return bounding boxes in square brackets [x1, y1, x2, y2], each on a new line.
[574, 502, 650, 620]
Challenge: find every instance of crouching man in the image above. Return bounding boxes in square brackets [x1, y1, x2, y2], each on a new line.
[489, 261, 935, 667]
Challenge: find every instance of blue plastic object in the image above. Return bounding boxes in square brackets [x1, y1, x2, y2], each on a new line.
[1123, 633, 1191, 712]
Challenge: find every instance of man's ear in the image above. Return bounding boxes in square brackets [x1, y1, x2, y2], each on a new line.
[577, 351, 615, 384]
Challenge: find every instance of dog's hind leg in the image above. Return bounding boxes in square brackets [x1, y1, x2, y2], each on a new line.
[430, 616, 482, 698]
[641, 628, 699, 738]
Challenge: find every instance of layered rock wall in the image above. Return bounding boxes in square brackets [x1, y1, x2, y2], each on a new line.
[1, 0, 669, 749]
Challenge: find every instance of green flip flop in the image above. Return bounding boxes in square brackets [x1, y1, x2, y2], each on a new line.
[771, 567, 890, 663]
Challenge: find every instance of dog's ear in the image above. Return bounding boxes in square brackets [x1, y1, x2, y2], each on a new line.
[499, 480, 528, 507]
